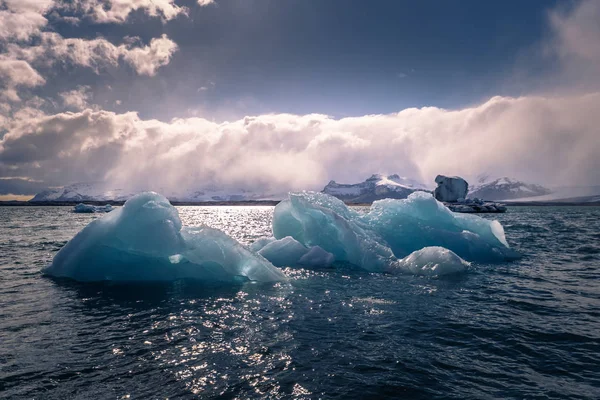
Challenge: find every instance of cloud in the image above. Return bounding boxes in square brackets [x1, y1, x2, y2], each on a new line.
[0, 1, 56, 41]
[0, 9, 49, 41]
[59, 86, 92, 110]
[539, 0, 600, 92]
[1, 92, 600, 195]
[0, 57, 46, 102]
[59, 0, 188, 23]
[197, 0, 215, 6]
[120, 34, 179, 76]
[6, 32, 178, 76]
[0, 0, 181, 108]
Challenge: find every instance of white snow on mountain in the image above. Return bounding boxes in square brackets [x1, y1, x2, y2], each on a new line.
[467, 176, 551, 201]
[322, 174, 429, 203]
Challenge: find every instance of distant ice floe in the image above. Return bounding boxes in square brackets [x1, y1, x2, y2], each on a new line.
[73, 203, 113, 213]
[45, 191, 518, 283]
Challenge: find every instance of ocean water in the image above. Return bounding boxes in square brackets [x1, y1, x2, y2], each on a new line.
[1, 205, 599, 399]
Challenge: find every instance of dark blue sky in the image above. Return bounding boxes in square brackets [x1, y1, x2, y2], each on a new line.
[43, 0, 562, 120]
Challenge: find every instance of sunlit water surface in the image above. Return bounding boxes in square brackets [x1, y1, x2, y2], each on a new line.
[1, 206, 599, 399]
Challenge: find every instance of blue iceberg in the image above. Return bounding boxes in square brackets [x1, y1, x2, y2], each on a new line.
[44, 192, 286, 283]
[263, 191, 518, 274]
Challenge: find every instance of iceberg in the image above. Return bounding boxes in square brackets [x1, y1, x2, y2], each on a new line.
[44, 192, 286, 283]
[267, 191, 517, 272]
[271, 192, 396, 271]
[433, 175, 468, 202]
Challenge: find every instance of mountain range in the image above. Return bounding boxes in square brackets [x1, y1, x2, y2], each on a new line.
[27, 175, 598, 204]
[322, 174, 429, 203]
[29, 183, 284, 203]
[467, 176, 552, 201]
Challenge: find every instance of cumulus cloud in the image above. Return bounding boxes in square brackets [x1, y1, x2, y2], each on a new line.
[0, 0, 181, 108]
[51, 0, 188, 24]
[0, 0, 54, 40]
[0, 57, 46, 101]
[1, 93, 599, 195]
[120, 34, 179, 75]
[0, 8, 48, 41]
[197, 0, 215, 6]
[6, 32, 178, 76]
[59, 86, 92, 110]
[71, 0, 188, 23]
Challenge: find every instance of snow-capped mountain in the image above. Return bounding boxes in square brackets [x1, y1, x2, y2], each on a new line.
[467, 176, 551, 201]
[322, 174, 429, 203]
[30, 182, 284, 202]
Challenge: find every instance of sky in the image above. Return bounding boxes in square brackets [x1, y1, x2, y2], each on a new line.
[1, 0, 600, 198]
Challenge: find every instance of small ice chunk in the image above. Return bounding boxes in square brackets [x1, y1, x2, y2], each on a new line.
[258, 236, 309, 267]
[252, 236, 335, 268]
[249, 237, 276, 252]
[395, 246, 470, 276]
[298, 246, 335, 267]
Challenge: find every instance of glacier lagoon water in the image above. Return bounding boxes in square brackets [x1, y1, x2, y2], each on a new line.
[1, 205, 600, 398]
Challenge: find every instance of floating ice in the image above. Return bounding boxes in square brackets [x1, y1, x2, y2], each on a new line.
[258, 236, 310, 267]
[394, 247, 470, 276]
[44, 192, 286, 283]
[433, 175, 468, 202]
[73, 203, 113, 213]
[269, 191, 517, 272]
[255, 236, 335, 268]
[298, 246, 335, 267]
[271, 192, 396, 271]
[49, 190, 516, 283]
[363, 192, 515, 261]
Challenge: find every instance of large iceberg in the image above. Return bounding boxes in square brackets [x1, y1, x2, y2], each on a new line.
[433, 175, 468, 202]
[263, 191, 518, 273]
[44, 192, 286, 283]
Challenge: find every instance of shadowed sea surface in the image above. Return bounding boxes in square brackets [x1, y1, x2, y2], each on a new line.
[1, 205, 599, 399]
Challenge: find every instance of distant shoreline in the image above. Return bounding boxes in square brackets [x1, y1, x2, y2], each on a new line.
[0, 200, 281, 207]
[1, 200, 599, 207]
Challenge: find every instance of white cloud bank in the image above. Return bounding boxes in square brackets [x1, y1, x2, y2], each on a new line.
[1, 93, 599, 193]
